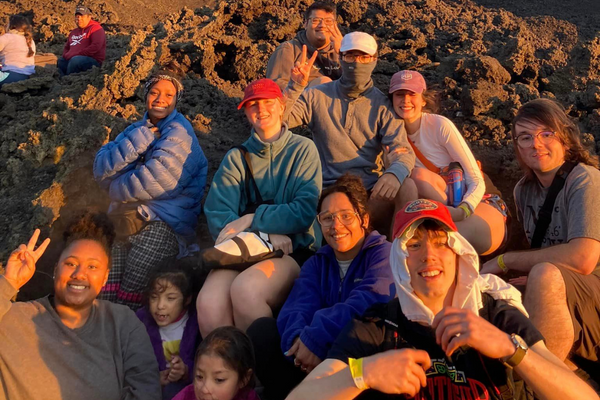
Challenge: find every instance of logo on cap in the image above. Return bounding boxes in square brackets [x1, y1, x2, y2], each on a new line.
[405, 199, 438, 213]
[401, 71, 413, 81]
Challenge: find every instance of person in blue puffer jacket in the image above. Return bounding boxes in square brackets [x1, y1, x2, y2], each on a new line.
[93, 68, 208, 310]
[246, 174, 396, 400]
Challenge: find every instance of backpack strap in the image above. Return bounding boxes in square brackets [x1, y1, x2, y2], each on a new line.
[232, 145, 265, 206]
[407, 137, 441, 174]
[530, 161, 577, 249]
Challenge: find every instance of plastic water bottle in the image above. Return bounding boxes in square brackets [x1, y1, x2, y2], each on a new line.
[446, 162, 466, 207]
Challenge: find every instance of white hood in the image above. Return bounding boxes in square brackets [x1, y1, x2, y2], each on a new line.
[390, 220, 527, 326]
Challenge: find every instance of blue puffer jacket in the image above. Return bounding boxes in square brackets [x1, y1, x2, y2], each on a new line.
[277, 231, 396, 360]
[93, 110, 208, 242]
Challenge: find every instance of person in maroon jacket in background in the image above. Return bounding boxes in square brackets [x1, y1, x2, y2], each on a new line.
[57, 5, 106, 76]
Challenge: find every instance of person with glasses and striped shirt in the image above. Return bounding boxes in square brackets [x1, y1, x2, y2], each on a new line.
[266, 1, 342, 90]
[247, 174, 395, 400]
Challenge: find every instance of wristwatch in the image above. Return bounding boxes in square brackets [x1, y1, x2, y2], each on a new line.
[501, 334, 528, 368]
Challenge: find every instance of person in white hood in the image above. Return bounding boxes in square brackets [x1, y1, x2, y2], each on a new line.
[287, 199, 598, 400]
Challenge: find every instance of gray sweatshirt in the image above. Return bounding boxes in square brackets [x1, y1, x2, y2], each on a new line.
[266, 30, 341, 91]
[284, 79, 415, 190]
[0, 277, 161, 400]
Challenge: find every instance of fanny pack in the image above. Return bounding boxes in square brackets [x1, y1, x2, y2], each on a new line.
[108, 203, 146, 240]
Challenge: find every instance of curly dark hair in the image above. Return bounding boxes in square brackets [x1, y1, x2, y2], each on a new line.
[195, 326, 256, 389]
[143, 258, 193, 305]
[317, 173, 371, 232]
[62, 211, 115, 263]
[511, 98, 600, 182]
[304, 1, 336, 21]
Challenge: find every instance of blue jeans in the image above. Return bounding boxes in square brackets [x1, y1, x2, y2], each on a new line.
[0, 71, 29, 87]
[57, 55, 100, 76]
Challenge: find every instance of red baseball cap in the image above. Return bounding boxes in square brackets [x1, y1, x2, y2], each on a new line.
[389, 70, 427, 94]
[237, 78, 284, 110]
[393, 199, 457, 239]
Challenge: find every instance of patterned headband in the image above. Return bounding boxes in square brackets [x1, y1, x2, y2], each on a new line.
[144, 74, 184, 102]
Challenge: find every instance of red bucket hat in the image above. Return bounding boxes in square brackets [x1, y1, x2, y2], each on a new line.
[238, 78, 284, 110]
[393, 199, 457, 239]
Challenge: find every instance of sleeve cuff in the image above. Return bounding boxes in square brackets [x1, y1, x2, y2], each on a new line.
[300, 330, 328, 361]
[386, 163, 411, 185]
[0, 276, 18, 300]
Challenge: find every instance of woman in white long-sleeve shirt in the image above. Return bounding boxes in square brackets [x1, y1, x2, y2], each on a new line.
[0, 15, 36, 87]
[388, 70, 507, 255]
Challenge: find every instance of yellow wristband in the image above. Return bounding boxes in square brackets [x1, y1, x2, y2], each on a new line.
[348, 358, 369, 390]
[458, 203, 472, 218]
[497, 254, 509, 274]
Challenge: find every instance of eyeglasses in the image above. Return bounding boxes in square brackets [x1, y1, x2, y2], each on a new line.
[341, 54, 377, 64]
[514, 131, 557, 148]
[309, 17, 336, 26]
[317, 210, 359, 227]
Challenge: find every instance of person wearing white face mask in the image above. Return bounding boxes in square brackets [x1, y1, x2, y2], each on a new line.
[286, 199, 599, 400]
[284, 31, 417, 240]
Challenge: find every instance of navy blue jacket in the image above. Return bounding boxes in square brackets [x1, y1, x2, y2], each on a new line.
[277, 231, 396, 360]
[93, 110, 208, 242]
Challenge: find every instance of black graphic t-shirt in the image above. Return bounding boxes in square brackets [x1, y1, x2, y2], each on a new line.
[328, 296, 543, 400]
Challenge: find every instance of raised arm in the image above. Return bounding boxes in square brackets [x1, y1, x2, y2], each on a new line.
[0, 230, 50, 322]
[282, 46, 317, 128]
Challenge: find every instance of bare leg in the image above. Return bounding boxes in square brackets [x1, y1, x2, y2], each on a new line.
[196, 269, 239, 338]
[525, 263, 576, 369]
[411, 168, 447, 203]
[230, 255, 301, 331]
[455, 202, 506, 255]
[368, 178, 418, 240]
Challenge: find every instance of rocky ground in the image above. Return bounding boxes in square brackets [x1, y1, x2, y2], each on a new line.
[0, 0, 598, 299]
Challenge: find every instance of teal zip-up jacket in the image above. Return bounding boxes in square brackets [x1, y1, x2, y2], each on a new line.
[204, 124, 322, 251]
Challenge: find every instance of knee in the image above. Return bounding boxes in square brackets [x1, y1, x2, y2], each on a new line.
[526, 263, 566, 303]
[230, 275, 262, 312]
[528, 262, 564, 289]
[196, 289, 227, 328]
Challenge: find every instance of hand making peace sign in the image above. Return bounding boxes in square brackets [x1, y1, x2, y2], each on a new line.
[290, 45, 318, 87]
[3, 229, 51, 290]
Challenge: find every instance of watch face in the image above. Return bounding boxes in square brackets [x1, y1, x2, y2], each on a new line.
[513, 334, 528, 350]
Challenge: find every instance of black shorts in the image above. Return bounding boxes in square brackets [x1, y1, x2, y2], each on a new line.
[557, 267, 600, 363]
[289, 248, 316, 267]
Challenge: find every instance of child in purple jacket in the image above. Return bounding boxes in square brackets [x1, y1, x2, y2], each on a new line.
[136, 263, 200, 400]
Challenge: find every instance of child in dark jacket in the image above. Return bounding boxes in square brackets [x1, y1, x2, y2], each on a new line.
[136, 263, 200, 400]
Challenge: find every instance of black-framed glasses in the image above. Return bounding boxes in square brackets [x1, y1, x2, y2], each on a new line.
[341, 54, 377, 64]
[309, 17, 335, 26]
[317, 210, 359, 227]
[514, 131, 557, 148]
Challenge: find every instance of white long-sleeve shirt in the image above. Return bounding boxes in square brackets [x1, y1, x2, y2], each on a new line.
[410, 113, 485, 211]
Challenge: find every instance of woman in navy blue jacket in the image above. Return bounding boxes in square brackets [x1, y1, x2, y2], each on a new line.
[93, 69, 208, 310]
[247, 174, 396, 400]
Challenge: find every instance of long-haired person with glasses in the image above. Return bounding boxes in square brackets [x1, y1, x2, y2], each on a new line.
[247, 174, 395, 400]
[482, 98, 600, 386]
